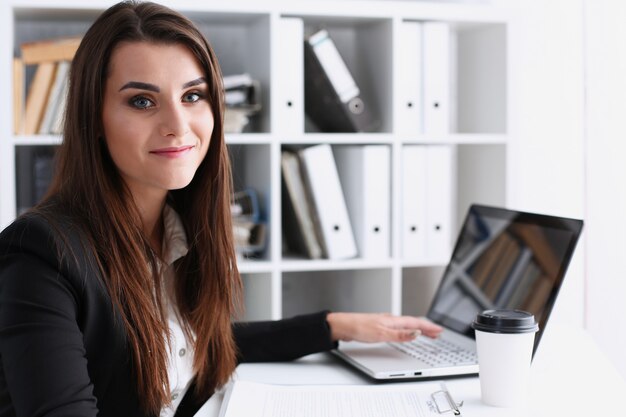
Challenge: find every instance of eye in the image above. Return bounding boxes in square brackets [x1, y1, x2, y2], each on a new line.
[182, 91, 203, 103]
[129, 95, 155, 110]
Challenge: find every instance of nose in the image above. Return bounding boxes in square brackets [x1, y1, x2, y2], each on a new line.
[158, 102, 189, 137]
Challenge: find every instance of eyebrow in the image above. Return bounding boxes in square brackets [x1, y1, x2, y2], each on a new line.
[118, 77, 207, 92]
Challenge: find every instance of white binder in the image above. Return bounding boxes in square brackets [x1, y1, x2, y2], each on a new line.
[333, 145, 391, 259]
[273, 17, 304, 135]
[401, 145, 428, 260]
[396, 21, 423, 135]
[401, 145, 454, 262]
[298, 144, 357, 260]
[422, 22, 451, 134]
[425, 145, 454, 262]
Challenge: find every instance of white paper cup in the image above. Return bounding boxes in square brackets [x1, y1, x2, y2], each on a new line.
[472, 310, 538, 407]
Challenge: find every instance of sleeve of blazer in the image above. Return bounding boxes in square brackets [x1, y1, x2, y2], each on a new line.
[232, 311, 338, 363]
[174, 312, 339, 417]
[0, 215, 99, 417]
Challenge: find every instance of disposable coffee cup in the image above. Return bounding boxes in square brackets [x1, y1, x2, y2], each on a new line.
[472, 309, 539, 407]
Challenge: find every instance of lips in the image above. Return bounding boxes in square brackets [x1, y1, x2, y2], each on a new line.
[149, 145, 194, 158]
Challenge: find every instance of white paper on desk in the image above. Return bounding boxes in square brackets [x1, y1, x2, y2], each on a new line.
[218, 380, 457, 417]
[193, 388, 225, 417]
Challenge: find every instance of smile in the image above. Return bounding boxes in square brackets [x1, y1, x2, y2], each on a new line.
[149, 145, 194, 158]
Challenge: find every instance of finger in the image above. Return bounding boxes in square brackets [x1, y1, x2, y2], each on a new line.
[380, 316, 443, 339]
[385, 329, 421, 343]
[379, 315, 423, 329]
[418, 320, 444, 337]
[382, 316, 438, 331]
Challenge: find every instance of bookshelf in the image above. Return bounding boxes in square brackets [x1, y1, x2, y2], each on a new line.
[0, 0, 510, 322]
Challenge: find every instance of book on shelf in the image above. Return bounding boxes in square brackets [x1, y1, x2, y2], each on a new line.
[13, 58, 24, 135]
[223, 73, 261, 133]
[24, 62, 56, 135]
[231, 188, 267, 258]
[304, 29, 378, 133]
[38, 60, 70, 135]
[20, 36, 81, 136]
[280, 150, 323, 259]
[15, 146, 56, 214]
[233, 222, 266, 257]
[20, 36, 82, 65]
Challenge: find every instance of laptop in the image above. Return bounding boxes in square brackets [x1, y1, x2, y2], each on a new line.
[333, 204, 584, 380]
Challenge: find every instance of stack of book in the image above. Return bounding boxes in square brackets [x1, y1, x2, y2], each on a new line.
[15, 146, 56, 215]
[223, 73, 261, 133]
[16, 36, 81, 135]
[231, 188, 267, 258]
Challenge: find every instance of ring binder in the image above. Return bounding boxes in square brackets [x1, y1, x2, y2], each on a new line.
[431, 389, 464, 415]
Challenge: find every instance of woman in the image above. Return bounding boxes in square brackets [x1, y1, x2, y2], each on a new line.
[0, 2, 441, 417]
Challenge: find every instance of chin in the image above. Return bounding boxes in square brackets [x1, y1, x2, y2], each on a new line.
[162, 175, 196, 191]
[167, 180, 194, 191]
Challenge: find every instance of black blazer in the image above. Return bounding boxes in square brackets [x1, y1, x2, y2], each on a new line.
[0, 211, 336, 417]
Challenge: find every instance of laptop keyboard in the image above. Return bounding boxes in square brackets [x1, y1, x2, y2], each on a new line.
[388, 337, 477, 368]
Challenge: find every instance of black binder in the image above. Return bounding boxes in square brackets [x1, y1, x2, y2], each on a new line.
[304, 29, 379, 133]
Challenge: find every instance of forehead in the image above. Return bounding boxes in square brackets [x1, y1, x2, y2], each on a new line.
[107, 41, 204, 84]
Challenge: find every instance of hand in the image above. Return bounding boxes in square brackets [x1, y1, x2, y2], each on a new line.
[326, 312, 443, 343]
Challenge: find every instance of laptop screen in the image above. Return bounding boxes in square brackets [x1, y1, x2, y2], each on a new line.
[427, 204, 583, 353]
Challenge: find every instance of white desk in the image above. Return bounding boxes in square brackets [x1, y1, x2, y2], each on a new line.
[200, 325, 626, 416]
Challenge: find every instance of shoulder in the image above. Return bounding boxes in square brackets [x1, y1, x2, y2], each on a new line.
[0, 205, 99, 286]
[1, 211, 61, 260]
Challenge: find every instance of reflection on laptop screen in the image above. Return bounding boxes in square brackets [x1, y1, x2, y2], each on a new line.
[427, 205, 583, 352]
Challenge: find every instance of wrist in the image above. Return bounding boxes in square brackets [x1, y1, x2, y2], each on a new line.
[326, 312, 349, 342]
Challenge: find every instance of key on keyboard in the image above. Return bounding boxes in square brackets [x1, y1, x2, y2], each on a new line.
[389, 336, 477, 367]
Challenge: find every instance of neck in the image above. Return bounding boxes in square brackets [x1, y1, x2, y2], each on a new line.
[129, 188, 168, 257]
[146, 211, 164, 258]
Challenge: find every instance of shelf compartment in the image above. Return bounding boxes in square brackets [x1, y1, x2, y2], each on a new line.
[396, 20, 507, 135]
[401, 266, 445, 317]
[229, 144, 272, 261]
[455, 143, 507, 231]
[14, 7, 272, 135]
[190, 12, 271, 133]
[239, 272, 273, 321]
[15, 144, 56, 216]
[454, 22, 507, 134]
[294, 15, 393, 134]
[282, 268, 392, 317]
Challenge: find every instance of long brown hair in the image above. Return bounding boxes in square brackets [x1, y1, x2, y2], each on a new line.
[43, 1, 241, 413]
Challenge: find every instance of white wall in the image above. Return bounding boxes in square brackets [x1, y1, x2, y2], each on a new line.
[494, 0, 626, 380]
[496, 0, 586, 324]
[583, 0, 626, 380]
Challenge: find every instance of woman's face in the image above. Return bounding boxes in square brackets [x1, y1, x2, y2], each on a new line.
[102, 41, 213, 203]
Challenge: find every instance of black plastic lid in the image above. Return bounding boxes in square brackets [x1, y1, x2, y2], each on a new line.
[472, 309, 539, 334]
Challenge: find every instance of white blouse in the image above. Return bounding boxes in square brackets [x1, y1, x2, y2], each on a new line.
[159, 205, 194, 417]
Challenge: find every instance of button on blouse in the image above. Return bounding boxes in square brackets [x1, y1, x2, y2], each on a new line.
[159, 205, 195, 417]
